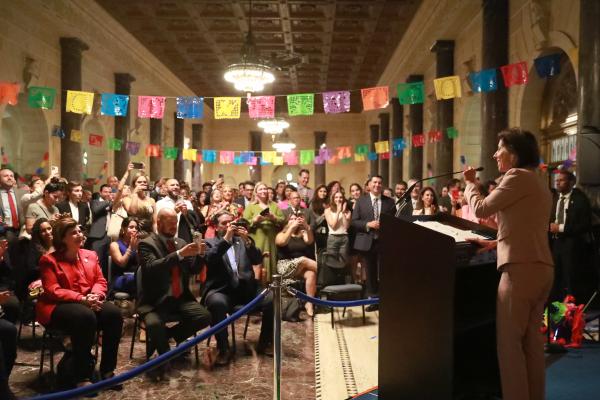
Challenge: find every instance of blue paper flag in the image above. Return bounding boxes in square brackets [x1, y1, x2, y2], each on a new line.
[240, 151, 254, 163]
[260, 157, 271, 166]
[100, 94, 129, 116]
[202, 150, 217, 163]
[534, 54, 561, 78]
[176, 96, 203, 119]
[233, 155, 242, 165]
[51, 126, 65, 139]
[368, 152, 378, 161]
[392, 138, 406, 156]
[468, 69, 498, 93]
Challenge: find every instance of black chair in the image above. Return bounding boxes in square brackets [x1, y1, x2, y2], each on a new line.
[38, 327, 100, 377]
[107, 257, 132, 303]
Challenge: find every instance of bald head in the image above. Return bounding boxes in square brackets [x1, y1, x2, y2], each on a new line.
[165, 178, 180, 199]
[157, 208, 178, 237]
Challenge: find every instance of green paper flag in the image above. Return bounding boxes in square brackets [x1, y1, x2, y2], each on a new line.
[164, 147, 179, 160]
[28, 86, 56, 109]
[397, 82, 424, 105]
[355, 144, 369, 155]
[108, 138, 123, 151]
[300, 150, 315, 165]
[447, 126, 459, 139]
[287, 93, 314, 116]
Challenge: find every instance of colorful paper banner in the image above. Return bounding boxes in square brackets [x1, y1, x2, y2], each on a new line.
[300, 150, 315, 165]
[374, 141, 390, 154]
[52, 126, 65, 139]
[183, 148, 197, 161]
[392, 138, 406, 156]
[447, 126, 459, 139]
[0, 82, 20, 105]
[428, 130, 442, 143]
[89, 134, 104, 147]
[262, 151, 276, 163]
[322, 91, 350, 114]
[202, 150, 217, 163]
[500, 61, 528, 87]
[534, 54, 561, 78]
[397, 82, 424, 105]
[287, 93, 314, 116]
[138, 96, 166, 119]
[66, 90, 94, 114]
[283, 150, 298, 165]
[146, 144, 161, 157]
[355, 144, 369, 155]
[247, 96, 275, 119]
[70, 129, 82, 143]
[126, 141, 141, 155]
[273, 156, 284, 166]
[361, 86, 389, 110]
[101, 93, 129, 116]
[163, 147, 178, 160]
[367, 152, 378, 161]
[108, 138, 123, 151]
[336, 146, 352, 160]
[219, 151, 235, 164]
[176, 96, 203, 119]
[412, 134, 425, 147]
[28, 86, 56, 109]
[214, 97, 241, 119]
[433, 76, 462, 100]
[468, 69, 498, 93]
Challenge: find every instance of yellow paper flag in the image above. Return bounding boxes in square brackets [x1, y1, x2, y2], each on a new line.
[183, 148, 197, 161]
[262, 151, 276, 163]
[374, 141, 389, 154]
[433, 76, 462, 100]
[273, 156, 284, 166]
[214, 97, 241, 119]
[66, 90, 94, 114]
[70, 129, 82, 143]
[354, 153, 367, 162]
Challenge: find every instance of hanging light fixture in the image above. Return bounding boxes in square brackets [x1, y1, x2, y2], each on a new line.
[258, 118, 290, 135]
[272, 131, 296, 153]
[223, 0, 275, 93]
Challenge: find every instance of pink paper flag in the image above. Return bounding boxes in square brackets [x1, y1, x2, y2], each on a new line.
[283, 150, 298, 165]
[247, 96, 275, 119]
[138, 96, 166, 119]
[219, 151, 235, 164]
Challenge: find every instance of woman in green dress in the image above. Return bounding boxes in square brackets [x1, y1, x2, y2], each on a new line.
[243, 181, 285, 282]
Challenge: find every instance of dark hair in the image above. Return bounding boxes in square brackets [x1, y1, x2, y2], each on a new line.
[202, 182, 213, 188]
[329, 190, 347, 213]
[29, 177, 43, 188]
[99, 184, 111, 192]
[349, 183, 363, 193]
[52, 216, 79, 252]
[299, 169, 309, 176]
[497, 128, 540, 169]
[310, 184, 328, 215]
[44, 182, 63, 194]
[31, 218, 52, 252]
[65, 181, 82, 193]
[395, 181, 408, 188]
[212, 210, 234, 226]
[243, 180, 255, 188]
[119, 217, 140, 240]
[446, 178, 460, 189]
[416, 187, 439, 213]
[368, 175, 383, 184]
[556, 170, 576, 184]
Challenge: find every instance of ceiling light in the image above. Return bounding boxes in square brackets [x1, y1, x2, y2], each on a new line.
[258, 118, 290, 135]
[272, 131, 296, 153]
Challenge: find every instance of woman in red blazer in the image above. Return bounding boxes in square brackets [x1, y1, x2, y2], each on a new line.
[36, 216, 123, 390]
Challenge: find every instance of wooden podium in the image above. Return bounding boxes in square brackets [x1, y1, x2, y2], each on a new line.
[378, 213, 500, 399]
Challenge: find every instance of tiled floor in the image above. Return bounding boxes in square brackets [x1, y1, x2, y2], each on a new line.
[11, 312, 315, 399]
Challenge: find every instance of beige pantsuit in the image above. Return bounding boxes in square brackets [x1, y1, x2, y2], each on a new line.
[465, 168, 554, 400]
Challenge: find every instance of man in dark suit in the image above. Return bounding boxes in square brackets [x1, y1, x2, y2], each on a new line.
[351, 175, 396, 308]
[86, 184, 113, 278]
[0, 169, 28, 264]
[549, 170, 594, 301]
[234, 181, 254, 209]
[204, 211, 273, 365]
[137, 208, 211, 373]
[56, 181, 90, 232]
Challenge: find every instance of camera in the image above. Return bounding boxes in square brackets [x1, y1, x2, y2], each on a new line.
[231, 218, 250, 230]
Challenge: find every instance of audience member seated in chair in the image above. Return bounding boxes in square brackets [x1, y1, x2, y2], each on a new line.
[36, 215, 123, 391]
[137, 208, 211, 376]
[108, 217, 140, 296]
[0, 241, 17, 400]
[204, 212, 273, 366]
[275, 213, 318, 317]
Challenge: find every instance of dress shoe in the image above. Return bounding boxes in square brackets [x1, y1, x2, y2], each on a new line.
[215, 348, 232, 366]
[256, 341, 274, 357]
[365, 304, 379, 312]
[101, 372, 123, 391]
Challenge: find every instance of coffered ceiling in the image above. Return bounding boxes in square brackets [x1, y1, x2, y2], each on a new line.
[97, 0, 421, 109]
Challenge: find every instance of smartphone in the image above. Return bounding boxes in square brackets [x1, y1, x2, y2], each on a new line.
[132, 162, 144, 169]
[218, 173, 224, 179]
[451, 188, 459, 200]
[259, 207, 271, 216]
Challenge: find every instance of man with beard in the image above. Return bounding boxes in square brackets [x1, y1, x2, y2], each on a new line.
[155, 178, 203, 243]
[203, 211, 273, 365]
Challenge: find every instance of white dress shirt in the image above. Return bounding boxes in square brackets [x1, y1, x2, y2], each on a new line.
[554, 190, 572, 233]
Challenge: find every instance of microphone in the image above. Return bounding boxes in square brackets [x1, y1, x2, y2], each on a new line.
[394, 167, 484, 217]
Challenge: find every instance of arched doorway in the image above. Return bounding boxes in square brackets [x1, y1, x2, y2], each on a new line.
[272, 165, 300, 187]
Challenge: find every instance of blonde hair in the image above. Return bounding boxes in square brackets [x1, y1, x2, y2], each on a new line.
[252, 181, 268, 204]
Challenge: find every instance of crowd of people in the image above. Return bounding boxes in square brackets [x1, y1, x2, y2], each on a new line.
[0, 145, 594, 398]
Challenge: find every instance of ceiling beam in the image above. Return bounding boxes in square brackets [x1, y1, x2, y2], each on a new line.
[278, 0, 298, 93]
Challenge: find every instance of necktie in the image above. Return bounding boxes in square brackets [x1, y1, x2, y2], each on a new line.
[373, 197, 380, 221]
[7, 190, 19, 229]
[557, 196, 565, 225]
[226, 244, 239, 288]
[166, 239, 182, 298]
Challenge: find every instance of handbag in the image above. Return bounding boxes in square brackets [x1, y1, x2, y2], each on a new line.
[107, 206, 128, 240]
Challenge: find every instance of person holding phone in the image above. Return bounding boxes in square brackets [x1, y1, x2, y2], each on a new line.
[122, 170, 155, 235]
[243, 182, 285, 281]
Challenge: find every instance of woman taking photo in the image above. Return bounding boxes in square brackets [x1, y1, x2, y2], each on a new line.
[243, 182, 285, 281]
[275, 213, 318, 316]
[221, 185, 243, 218]
[36, 216, 123, 390]
[463, 128, 553, 400]
[108, 217, 140, 295]
[412, 187, 439, 215]
[202, 189, 227, 239]
[122, 171, 155, 235]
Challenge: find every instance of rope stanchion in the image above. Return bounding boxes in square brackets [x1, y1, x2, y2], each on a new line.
[287, 287, 379, 307]
[272, 275, 282, 400]
[25, 288, 270, 400]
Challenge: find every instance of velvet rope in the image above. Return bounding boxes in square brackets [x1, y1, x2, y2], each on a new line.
[287, 287, 379, 307]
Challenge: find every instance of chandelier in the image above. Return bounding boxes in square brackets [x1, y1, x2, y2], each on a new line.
[258, 118, 290, 135]
[223, 1, 275, 93]
[272, 131, 296, 153]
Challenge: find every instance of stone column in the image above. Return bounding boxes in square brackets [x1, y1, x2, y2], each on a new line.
[480, 0, 508, 181]
[369, 124, 379, 177]
[391, 98, 404, 184]
[407, 74, 424, 179]
[250, 131, 262, 182]
[577, 0, 600, 211]
[430, 40, 455, 179]
[378, 113, 390, 186]
[314, 131, 326, 186]
[173, 113, 184, 182]
[60, 37, 88, 181]
[149, 118, 162, 181]
[114, 73, 135, 177]
[191, 123, 203, 189]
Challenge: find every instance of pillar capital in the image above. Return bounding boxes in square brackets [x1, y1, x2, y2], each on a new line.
[406, 74, 424, 83]
[59, 37, 89, 54]
[114, 73, 136, 91]
[430, 40, 455, 54]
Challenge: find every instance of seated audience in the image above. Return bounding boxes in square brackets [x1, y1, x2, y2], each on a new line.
[24, 182, 63, 232]
[108, 217, 140, 295]
[36, 216, 123, 390]
[413, 187, 439, 215]
[16, 218, 54, 301]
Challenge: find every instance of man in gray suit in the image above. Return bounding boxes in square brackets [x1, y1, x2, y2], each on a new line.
[86, 184, 113, 278]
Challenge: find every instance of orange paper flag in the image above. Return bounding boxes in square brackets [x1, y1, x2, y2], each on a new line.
[361, 86, 389, 110]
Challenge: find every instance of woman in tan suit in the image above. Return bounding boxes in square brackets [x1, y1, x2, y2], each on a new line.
[463, 128, 553, 400]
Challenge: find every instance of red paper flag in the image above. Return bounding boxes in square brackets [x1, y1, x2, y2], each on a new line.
[145, 144, 161, 157]
[0, 82, 20, 105]
[380, 152, 391, 160]
[412, 134, 425, 147]
[428, 130, 442, 143]
[500, 61, 529, 87]
[361, 86, 389, 110]
[88, 134, 104, 147]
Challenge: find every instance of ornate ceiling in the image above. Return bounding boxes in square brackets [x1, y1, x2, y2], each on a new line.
[97, 0, 421, 109]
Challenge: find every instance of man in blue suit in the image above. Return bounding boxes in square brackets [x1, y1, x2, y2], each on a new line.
[204, 211, 273, 365]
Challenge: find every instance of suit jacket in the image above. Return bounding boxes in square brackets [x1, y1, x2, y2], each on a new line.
[234, 196, 249, 209]
[464, 168, 553, 268]
[178, 210, 204, 244]
[57, 201, 90, 230]
[351, 193, 396, 251]
[88, 199, 112, 240]
[202, 236, 263, 301]
[0, 187, 29, 227]
[550, 188, 592, 238]
[36, 249, 107, 326]
[137, 233, 203, 314]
